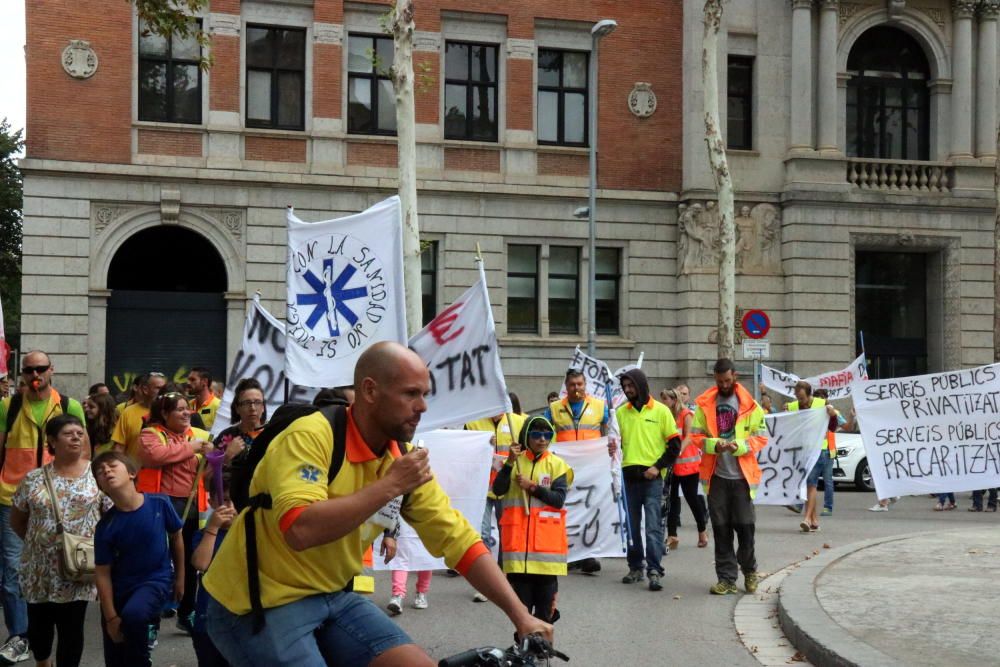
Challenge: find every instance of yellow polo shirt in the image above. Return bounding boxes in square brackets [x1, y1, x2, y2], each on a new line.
[110, 402, 149, 461]
[202, 410, 485, 614]
[195, 395, 222, 431]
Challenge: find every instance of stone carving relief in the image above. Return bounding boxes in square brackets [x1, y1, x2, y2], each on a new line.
[92, 205, 133, 237]
[61, 40, 98, 79]
[628, 83, 657, 118]
[677, 202, 781, 275]
[205, 209, 244, 239]
[952, 0, 978, 19]
[838, 2, 867, 26]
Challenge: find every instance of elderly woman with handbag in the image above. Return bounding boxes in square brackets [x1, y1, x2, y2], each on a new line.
[10, 414, 110, 667]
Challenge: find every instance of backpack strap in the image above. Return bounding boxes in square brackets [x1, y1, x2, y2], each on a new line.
[4, 394, 23, 435]
[246, 405, 347, 634]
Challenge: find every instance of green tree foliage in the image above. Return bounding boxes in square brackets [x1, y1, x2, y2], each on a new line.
[0, 119, 22, 352]
[132, 0, 212, 68]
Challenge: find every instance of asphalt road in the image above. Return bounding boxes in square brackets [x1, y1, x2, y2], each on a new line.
[47, 486, 994, 666]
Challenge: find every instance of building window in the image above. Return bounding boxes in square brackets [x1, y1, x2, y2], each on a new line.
[846, 26, 930, 160]
[507, 245, 538, 333]
[138, 19, 202, 124]
[246, 25, 306, 130]
[727, 56, 753, 150]
[444, 42, 499, 141]
[421, 242, 438, 326]
[537, 49, 588, 146]
[595, 248, 620, 335]
[347, 34, 396, 135]
[548, 246, 579, 334]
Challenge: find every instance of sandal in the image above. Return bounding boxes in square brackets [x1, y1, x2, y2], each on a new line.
[666, 536, 679, 550]
[697, 532, 709, 548]
[945, 503, 957, 510]
[809, 524, 820, 532]
[934, 503, 944, 511]
[799, 521, 811, 532]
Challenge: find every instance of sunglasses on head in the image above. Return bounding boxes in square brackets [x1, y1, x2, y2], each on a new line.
[528, 430, 554, 440]
[21, 365, 50, 375]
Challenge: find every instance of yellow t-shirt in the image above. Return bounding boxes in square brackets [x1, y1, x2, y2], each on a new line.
[202, 410, 484, 614]
[195, 395, 222, 431]
[110, 402, 149, 461]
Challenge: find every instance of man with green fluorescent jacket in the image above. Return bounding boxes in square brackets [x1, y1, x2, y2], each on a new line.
[613, 368, 681, 592]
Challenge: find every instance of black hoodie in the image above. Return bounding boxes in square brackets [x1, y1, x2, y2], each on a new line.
[618, 368, 681, 476]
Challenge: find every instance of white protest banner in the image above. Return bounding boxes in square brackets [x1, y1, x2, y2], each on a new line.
[409, 261, 511, 430]
[285, 196, 407, 388]
[754, 408, 830, 505]
[374, 429, 491, 571]
[551, 438, 624, 560]
[212, 298, 318, 437]
[560, 347, 640, 409]
[761, 353, 868, 400]
[852, 363, 1000, 499]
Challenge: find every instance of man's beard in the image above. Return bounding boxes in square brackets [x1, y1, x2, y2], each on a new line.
[717, 385, 735, 398]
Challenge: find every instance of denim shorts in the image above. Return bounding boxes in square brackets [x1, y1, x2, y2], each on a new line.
[806, 450, 830, 487]
[206, 590, 413, 667]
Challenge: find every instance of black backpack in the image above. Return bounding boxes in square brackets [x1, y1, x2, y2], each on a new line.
[3, 393, 72, 468]
[228, 402, 348, 634]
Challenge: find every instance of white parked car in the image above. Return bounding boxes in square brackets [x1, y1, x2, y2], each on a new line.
[831, 432, 874, 491]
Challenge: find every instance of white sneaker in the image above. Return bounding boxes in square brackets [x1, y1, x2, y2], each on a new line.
[868, 504, 889, 512]
[386, 595, 403, 616]
[0, 636, 29, 664]
[413, 592, 428, 609]
[472, 591, 488, 602]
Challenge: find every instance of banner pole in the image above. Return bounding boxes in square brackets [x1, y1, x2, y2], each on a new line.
[283, 378, 289, 404]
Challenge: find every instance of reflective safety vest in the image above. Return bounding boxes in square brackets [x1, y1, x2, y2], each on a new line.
[785, 398, 836, 455]
[353, 546, 375, 594]
[466, 414, 527, 499]
[549, 397, 605, 442]
[0, 391, 65, 506]
[691, 384, 768, 498]
[136, 425, 210, 518]
[672, 407, 701, 476]
[497, 450, 573, 576]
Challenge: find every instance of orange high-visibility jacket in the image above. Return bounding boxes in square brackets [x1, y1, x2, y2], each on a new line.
[672, 407, 702, 476]
[549, 396, 606, 442]
[690, 384, 768, 497]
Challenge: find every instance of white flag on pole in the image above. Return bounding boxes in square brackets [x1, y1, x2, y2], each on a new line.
[754, 408, 830, 505]
[410, 261, 512, 431]
[285, 196, 407, 388]
[211, 297, 319, 438]
[761, 353, 868, 400]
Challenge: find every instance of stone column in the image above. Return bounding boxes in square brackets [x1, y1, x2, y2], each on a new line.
[977, 1, 1000, 158]
[816, 0, 839, 152]
[789, 0, 814, 151]
[950, 0, 976, 159]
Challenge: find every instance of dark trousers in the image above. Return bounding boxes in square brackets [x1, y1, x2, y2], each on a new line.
[193, 630, 231, 667]
[507, 573, 558, 623]
[102, 582, 169, 667]
[26, 600, 88, 667]
[972, 488, 998, 509]
[624, 476, 665, 576]
[169, 496, 200, 618]
[708, 476, 757, 584]
[667, 472, 708, 537]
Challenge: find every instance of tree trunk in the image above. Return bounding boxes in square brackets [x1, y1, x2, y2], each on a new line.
[702, 0, 736, 360]
[391, 0, 422, 337]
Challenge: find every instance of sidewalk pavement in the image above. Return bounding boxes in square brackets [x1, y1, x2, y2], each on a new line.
[778, 527, 1000, 667]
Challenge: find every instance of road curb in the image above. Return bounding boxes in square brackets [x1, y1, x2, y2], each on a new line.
[777, 531, 939, 667]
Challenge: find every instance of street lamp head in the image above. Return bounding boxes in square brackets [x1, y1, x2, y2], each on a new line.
[591, 19, 617, 40]
[573, 206, 590, 219]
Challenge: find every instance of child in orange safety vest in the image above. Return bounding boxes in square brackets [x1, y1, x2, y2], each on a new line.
[492, 415, 573, 623]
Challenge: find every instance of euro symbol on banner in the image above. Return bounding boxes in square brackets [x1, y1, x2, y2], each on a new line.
[428, 301, 466, 345]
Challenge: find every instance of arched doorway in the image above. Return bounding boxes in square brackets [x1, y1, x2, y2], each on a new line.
[105, 226, 228, 394]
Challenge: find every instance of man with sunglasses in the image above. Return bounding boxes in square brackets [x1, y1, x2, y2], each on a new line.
[111, 372, 167, 461]
[0, 351, 87, 664]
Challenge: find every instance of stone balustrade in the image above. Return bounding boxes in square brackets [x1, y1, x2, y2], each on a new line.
[845, 158, 954, 193]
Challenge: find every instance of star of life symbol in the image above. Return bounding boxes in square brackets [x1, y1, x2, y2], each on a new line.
[299, 464, 321, 483]
[296, 258, 369, 337]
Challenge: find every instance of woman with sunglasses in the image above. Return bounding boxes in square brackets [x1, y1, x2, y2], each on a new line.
[137, 386, 214, 634]
[662, 388, 709, 549]
[492, 416, 573, 623]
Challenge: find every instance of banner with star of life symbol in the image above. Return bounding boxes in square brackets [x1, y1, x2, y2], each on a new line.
[410, 260, 512, 431]
[285, 196, 407, 387]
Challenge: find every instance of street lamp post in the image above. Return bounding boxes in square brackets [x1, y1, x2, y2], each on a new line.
[587, 19, 617, 358]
